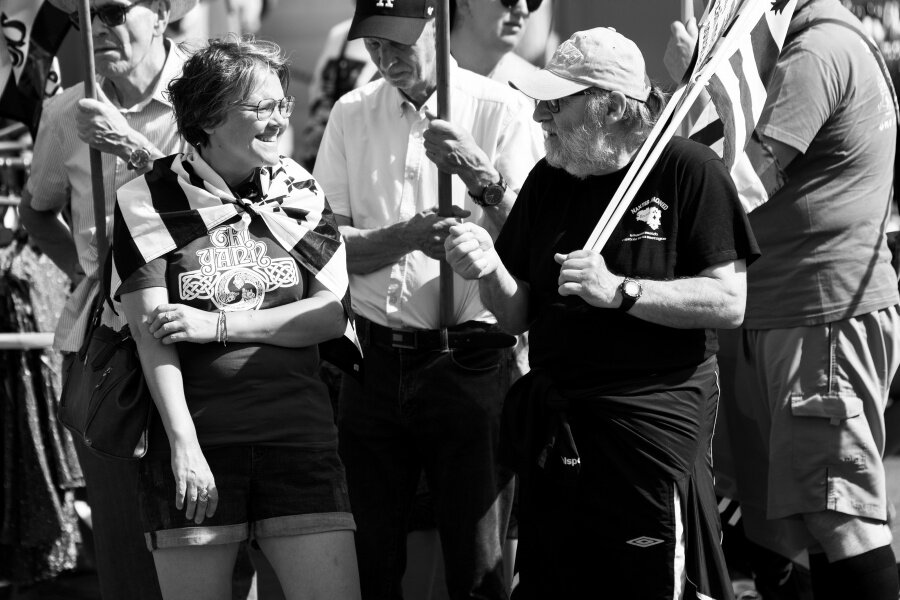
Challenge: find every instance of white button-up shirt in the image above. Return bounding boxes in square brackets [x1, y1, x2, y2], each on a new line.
[314, 60, 543, 330]
[28, 41, 188, 352]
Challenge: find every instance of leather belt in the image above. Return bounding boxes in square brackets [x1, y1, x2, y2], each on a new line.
[356, 316, 516, 352]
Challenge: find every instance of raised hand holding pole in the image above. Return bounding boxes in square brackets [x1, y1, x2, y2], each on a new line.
[77, 0, 109, 263]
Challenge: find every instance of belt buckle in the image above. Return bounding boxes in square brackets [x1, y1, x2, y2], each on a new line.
[390, 330, 418, 350]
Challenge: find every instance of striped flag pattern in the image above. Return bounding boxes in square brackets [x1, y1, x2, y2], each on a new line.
[0, 0, 69, 135]
[688, 0, 795, 212]
[111, 152, 362, 375]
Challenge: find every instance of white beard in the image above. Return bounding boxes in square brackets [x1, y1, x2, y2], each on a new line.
[545, 123, 620, 179]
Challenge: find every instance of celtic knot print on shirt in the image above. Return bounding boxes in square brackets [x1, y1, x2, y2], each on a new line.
[179, 225, 299, 311]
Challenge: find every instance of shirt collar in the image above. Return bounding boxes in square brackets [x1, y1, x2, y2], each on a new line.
[101, 38, 185, 113]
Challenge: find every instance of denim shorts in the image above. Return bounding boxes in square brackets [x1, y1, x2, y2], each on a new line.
[138, 445, 355, 551]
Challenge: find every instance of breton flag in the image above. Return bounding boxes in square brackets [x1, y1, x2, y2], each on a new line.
[0, 0, 70, 136]
[111, 152, 364, 376]
[584, 0, 796, 251]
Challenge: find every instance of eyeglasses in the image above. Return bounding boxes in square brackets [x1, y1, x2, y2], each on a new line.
[499, 0, 543, 12]
[236, 96, 296, 121]
[544, 89, 593, 114]
[68, 0, 153, 30]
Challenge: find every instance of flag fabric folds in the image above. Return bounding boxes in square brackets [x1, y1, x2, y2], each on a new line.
[0, 0, 69, 135]
[703, 4, 791, 169]
[111, 152, 363, 375]
[688, 0, 795, 212]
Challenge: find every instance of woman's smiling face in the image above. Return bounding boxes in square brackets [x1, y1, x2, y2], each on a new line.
[201, 69, 288, 188]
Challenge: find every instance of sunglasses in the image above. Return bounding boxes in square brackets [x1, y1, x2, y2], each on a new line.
[499, 0, 544, 12]
[68, 0, 153, 30]
[236, 96, 296, 121]
[544, 89, 593, 114]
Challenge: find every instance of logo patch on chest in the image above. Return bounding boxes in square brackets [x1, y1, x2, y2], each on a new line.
[179, 225, 299, 310]
[623, 195, 669, 243]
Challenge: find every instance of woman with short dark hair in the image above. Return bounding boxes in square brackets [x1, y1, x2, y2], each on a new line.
[111, 36, 361, 599]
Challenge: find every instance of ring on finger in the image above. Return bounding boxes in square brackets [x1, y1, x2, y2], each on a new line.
[198, 489, 209, 501]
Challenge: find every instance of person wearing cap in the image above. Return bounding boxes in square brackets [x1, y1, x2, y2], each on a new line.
[665, 2, 900, 599]
[312, 0, 542, 597]
[444, 27, 759, 599]
[19, 0, 195, 597]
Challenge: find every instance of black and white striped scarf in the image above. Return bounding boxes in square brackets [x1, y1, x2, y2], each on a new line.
[111, 151, 362, 375]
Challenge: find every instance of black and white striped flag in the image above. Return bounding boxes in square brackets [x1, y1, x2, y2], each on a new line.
[0, 0, 69, 135]
[112, 152, 362, 375]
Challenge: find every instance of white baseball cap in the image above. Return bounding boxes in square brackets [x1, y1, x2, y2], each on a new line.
[511, 27, 651, 102]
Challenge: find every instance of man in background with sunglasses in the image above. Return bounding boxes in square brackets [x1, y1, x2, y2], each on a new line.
[449, 0, 540, 84]
[313, 0, 542, 597]
[19, 0, 196, 597]
[444, 27, 759, 598]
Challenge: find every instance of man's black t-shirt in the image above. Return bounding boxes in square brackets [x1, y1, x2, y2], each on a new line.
[495, 137, 759, 388]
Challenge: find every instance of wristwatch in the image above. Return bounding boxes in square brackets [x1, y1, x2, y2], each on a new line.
[127, 146, 152, 171]
[469, 173, 507, 207]
[618, 277, 643, 312]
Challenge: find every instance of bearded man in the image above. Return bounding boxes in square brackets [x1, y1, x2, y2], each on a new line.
[444, 28, 759, 599]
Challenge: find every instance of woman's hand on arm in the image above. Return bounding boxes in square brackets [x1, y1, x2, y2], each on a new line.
[145, 282, 347, 351]
[147, 303, 218, 345]
[121, 287, 218, 524]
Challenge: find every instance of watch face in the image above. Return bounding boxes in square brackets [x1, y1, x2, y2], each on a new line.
[623, 280, 642, 298]
[482, 184, 504, 206]
[130, 148, 151, 168]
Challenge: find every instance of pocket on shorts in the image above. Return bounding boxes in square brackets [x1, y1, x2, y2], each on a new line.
[790, 392, 871, 473]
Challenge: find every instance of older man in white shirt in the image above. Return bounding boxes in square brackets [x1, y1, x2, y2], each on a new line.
[313, 0, 542, 597]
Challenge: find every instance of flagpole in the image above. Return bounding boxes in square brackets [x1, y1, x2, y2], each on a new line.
[436, 0, 454, 327]
[77, 0, 109, 265]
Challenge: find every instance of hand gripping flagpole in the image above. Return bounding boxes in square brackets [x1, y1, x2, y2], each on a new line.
[435, 0, 454, 327]
[77, 0, 109, 264]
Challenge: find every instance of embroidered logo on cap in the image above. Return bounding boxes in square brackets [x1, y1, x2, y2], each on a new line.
[553, 40, 584, 67]
[376, 0, 395, 7]
[625, 536, 664, 548]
